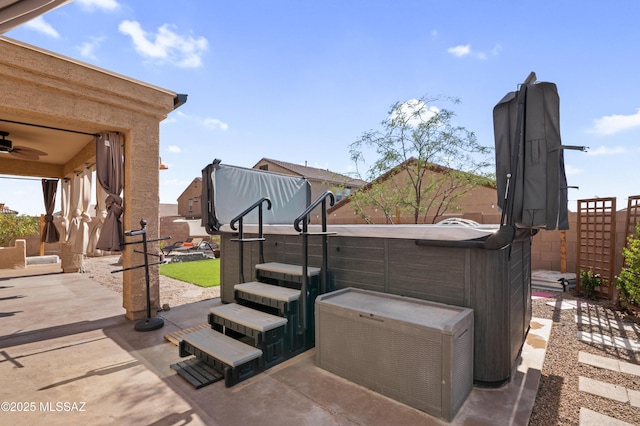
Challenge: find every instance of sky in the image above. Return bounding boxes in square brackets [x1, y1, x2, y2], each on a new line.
[2, 0, 640, 216]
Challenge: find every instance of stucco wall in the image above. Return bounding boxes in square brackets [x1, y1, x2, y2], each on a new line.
[0, 38, 178, 320]
[0, 239, 26, 268]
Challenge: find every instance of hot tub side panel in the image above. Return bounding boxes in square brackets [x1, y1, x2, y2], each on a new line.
[220, 233, 326, 303]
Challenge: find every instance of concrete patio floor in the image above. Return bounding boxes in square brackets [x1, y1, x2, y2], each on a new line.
[0, 269, 551, 425]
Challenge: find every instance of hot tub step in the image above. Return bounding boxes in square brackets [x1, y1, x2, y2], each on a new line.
[181, 327, 263, 367]
[208, 303, 288, 367]
[256, 262, 321, 277]
[235, 281, 300, 306]
[209, 303, 287, 332]
[178, 327, 264, 387]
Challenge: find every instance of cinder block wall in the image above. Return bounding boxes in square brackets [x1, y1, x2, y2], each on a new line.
[159, 217, 190, 247]
[7, 207, 636, 278]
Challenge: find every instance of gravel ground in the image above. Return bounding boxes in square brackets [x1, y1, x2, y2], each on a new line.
[529, 291, 640, 425]
[83, 256, 640, 424]
[83, 254, 220, 309]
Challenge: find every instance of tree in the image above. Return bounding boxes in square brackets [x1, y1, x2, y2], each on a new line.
[0, 214, 39, 247]
[349, 95, 494, 224]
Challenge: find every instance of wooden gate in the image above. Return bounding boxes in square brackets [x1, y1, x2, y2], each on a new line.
[577, 197, 617, 299]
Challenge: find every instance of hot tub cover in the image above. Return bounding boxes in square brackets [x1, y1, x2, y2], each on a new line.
[201, 160, 311, 233]
[493, 72, 578, 231]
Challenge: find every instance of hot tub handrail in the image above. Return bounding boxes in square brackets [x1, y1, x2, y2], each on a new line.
[293, 191, 335, 335]
[229, 197, 272, 282]
[293, 191, 335, 233]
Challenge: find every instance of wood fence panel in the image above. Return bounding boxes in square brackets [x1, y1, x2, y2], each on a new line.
[577, 197, 616, 299]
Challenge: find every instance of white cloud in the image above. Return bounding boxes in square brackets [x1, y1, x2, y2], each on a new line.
[585, 146, 627, 156]
[75, 0, 120, 11]
[76, 36, 105, 60]
[168, 145, 182, 153]
[447, 43, 501, 60]
[118, 20, 208, 68]
[391, 99, 440, 127]
[448, 44, 470, 57]
[431, 29, 438, 38]
[564, 164, 583, 176]
[24, 16, 59, 38]
[203, 118, 229, 131]
[588, 109, 640, 135]
[170, 110, 228, 131]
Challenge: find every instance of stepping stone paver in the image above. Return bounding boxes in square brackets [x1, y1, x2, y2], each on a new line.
[577, 331, 640, 352]
[579, 351, 640, 377]
[579, 351, 620, 372]
[619, 362, 640, 377]
[628, 389, 640, 408]
[580, 408, 635, 426]
[579, 376, 628, 403]
[576, 314, 640, 334]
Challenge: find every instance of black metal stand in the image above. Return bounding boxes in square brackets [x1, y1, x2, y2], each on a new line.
[112, 218, 171, 332]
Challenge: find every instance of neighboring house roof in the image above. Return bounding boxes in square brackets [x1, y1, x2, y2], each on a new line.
[0, 203, 18, 214]
[328, 157, 496, 213]
[177, 177, 202, 200]
[255, 158, 366, 188]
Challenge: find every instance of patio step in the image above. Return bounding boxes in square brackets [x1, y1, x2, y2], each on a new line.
[235, 281, 308, 355]
[174, 262, 324, 389]
[177, 327, 263, 387]
[209, 302, 288, 332]
[235, 281, 300, 309]
[209, 303, 288, 368]
[256, 262, 321, 285]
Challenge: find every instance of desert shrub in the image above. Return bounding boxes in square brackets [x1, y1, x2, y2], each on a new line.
[616, 223, 640, 306]
[0, 214, 38, 247]
[580, 269, 604, 300]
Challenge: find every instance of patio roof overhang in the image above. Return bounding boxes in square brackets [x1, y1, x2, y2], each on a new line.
[0, 0, 72, 34]
[0, 35, 186, 320]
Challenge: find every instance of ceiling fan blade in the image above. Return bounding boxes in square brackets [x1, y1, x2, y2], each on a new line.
[9, 150, 40, 160]
[9, 146, 48, 160]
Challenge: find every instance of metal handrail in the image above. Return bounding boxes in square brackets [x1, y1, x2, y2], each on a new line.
[293, 191, 335, 233]
[294, 191, 335, 334]
[229, 197, 272, 282]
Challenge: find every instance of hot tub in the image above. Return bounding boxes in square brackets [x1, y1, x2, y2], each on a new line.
[219, 222, 531, 386]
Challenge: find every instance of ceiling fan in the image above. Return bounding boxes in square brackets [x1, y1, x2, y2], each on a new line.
[0, 130, 48, 160]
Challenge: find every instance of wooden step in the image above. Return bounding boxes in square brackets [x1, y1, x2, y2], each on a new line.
[256, 262, 321, 277]
[170, 357, 224, 389]
[210, 303, 287, 332]
[181, 327, 262, 367]
[235, 281, 300, 303]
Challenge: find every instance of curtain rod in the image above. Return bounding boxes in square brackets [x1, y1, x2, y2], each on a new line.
[0, 118, 113, 137]
[0, 175, 50, 181]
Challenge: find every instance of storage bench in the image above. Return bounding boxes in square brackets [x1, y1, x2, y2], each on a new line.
[315, 287, 474, 421]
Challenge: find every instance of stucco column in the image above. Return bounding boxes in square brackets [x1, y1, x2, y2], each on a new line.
[122, 122, 161, 320]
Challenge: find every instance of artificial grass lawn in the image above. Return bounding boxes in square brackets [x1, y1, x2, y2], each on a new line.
[159, 258, 220, 288]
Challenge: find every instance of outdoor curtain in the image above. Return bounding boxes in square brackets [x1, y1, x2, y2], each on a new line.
[60, 178, 71, 241]
[87, 182, 108, 256]
[41, 178, 60, 243]
[66, 169, 92, 254]
[95, 132, 124, 252]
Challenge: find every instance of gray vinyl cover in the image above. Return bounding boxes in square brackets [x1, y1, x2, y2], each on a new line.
[493, 81, 569, 230]
[200, 162, 310, 232]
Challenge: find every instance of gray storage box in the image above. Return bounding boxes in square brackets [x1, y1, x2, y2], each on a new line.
[315, 288, 473, 421]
